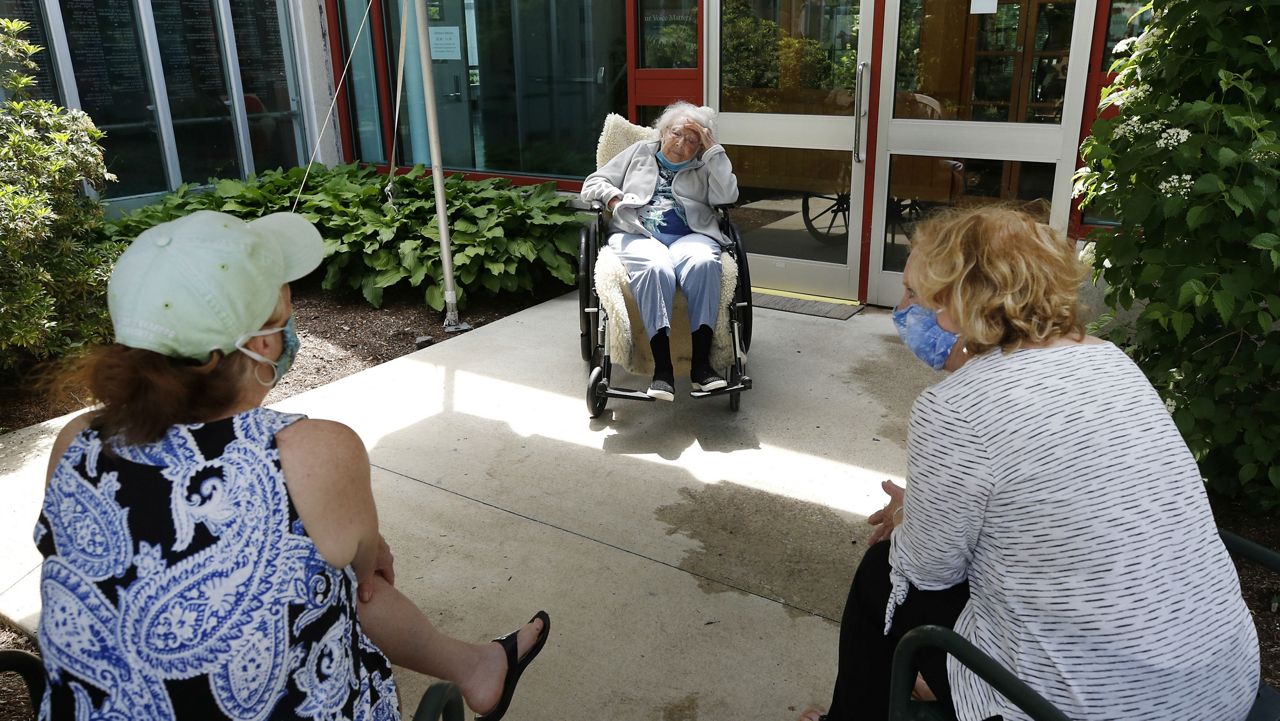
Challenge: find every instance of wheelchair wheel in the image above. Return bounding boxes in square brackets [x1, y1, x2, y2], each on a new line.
[801, 191, 850, 243]
[729, 359, 744, 412]
[578, 225, 596, 362]
[586, 358, 611, 418]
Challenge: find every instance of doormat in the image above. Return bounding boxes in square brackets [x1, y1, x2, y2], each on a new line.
[751, 290, 865, 320]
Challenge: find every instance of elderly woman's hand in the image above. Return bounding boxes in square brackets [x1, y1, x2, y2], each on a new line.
[866, 480, 905, 545]
[689, 122, 716, 150]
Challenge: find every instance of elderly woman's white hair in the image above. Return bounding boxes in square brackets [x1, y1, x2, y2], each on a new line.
[654, 101, 717, 141]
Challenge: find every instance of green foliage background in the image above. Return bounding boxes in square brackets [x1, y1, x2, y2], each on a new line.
[106, 164, 584, 310]
[0, 18, 120, 376]
[1075, 1, 1280, 507]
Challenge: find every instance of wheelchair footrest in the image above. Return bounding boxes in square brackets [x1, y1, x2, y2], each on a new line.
[605, 387, 658, 402]
[689, 377, 752, 399]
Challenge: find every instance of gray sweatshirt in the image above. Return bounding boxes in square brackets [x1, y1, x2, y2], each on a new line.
[580, 140, 740, 246]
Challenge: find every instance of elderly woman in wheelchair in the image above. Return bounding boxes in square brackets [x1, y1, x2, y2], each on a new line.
[580, 101, 739, 401]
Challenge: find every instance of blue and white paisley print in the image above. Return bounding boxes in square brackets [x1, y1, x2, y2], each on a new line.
[35, 408, 398, 721]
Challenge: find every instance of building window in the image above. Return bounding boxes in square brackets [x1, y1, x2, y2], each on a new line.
[895, 0, 1075, 124]
[338, 0, 627, 179]
[26, 0, 307, 199]
[1, 0, 60, 102]
[59, 0, 170, 197]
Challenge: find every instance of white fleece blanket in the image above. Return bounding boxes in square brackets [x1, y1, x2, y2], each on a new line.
[593, 246, 740, 376]
[596, 113, 658, 168]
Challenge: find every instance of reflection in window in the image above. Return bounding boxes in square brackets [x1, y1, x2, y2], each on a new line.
[153, 0, 241, 183]
[229, 0, 304, 172]
[720, 0, 861, 116]
[1100, 1, 1152, 71]
[895, 0, 1074, 124]
[639, 0, 697, 69]
[59, 0, 168, 197]
[882, 155, 1054, 272]
[0, 0, 59, 102]
[725, 144, 854, 265]
[348, 0, 626, 178]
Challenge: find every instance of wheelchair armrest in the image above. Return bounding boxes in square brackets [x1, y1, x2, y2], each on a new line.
[889, 626, 1070, 721]
[0, 649, 45, 711]
[412, 682, 465, 721]
[1220, 528, 1280, 574]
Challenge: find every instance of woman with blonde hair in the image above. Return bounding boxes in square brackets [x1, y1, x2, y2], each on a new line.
[35, 210, 550, 721]
[799, 206, 1258, 721]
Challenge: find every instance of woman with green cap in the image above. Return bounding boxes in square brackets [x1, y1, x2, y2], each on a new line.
[34, 210, 550, 721]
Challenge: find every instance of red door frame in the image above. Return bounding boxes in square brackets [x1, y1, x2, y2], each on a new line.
[855, 0, 889, 304]
[1071, 0, 1120, 238]
[626, 0, 705, 121]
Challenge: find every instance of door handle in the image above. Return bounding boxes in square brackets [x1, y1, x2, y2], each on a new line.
[853, 61, 869, 163]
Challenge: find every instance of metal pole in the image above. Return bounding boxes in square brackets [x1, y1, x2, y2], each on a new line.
[413, 0, 469, 331]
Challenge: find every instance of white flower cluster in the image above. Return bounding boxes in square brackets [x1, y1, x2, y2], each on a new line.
[1250, 147, 1279, 165]
[1156, 128, 1191, 149]
[1112, 37, 1139, 56]
[1158, 174, 1194, 198]
[1114, 117, 1167, 141]
[1166, 99, 1181, 112]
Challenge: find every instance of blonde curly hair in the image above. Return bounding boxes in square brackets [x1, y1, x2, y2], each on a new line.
[908, 206, 1087, 355]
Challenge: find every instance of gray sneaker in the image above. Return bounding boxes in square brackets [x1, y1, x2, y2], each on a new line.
[691, 369, 727, 392]
[647, 379, 675, 401]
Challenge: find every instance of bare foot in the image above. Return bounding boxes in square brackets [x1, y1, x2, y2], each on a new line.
[797, 708, 826, 721]
[459, 615, 547, 715]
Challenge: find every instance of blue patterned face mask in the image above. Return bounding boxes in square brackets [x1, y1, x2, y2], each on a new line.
[892, 304, 959, 370]
[656, 150, 692, 172]
[236, 315, 300, 386]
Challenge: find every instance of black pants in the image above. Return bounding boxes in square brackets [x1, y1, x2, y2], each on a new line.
[826, 540, 970, 721]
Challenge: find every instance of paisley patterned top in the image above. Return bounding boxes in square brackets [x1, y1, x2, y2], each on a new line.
[33, 407, 400, 721]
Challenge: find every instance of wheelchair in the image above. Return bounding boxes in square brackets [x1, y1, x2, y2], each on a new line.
[577, 202, 753, 418]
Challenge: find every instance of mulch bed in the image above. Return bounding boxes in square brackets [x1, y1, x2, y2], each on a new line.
[1, 281, 1277, 717]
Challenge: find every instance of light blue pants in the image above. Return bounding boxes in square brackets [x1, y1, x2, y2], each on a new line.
[609, 232, 721, 340]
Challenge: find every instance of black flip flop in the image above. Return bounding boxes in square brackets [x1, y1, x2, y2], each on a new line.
[474, 610, 551, 721]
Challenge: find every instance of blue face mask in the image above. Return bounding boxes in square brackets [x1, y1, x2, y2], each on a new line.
[236, 314, 300, 386]
[656, 150, 692, 172]
[892, 304, 959, 370]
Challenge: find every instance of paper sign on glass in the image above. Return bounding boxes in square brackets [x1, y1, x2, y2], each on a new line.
[970, 0, 998, 13]
[428, 27, 462, 61]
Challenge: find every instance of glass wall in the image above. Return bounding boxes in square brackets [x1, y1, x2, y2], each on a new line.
[152, 0, 242, 183]
[895, 0, 1075, 123]
[16, 0, 308, 198]
[1, 0, 60, 102]
[58, 0, 170, 197]
[341, 0, 626, 179]
[229, 0, 305, 172]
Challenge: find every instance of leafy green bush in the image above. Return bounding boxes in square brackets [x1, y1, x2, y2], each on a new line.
[0, 18, 119, 375]
[107, 164, 584, 310]
[1075, 1, 1280, 508]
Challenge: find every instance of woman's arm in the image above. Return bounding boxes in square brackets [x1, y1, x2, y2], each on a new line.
[44, 411, 96, 486]
[890, 389, 995, 590]
[700, 145, 739, 207]
[277, 419, 388, 599]
[581, 142, 639, 207]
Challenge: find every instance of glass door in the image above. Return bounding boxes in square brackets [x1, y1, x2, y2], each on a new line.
[864, 0, 1095, 306]
[709, 0, 875, 300]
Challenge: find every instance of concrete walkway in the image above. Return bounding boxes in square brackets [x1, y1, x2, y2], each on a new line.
[0, 293, 941, 721]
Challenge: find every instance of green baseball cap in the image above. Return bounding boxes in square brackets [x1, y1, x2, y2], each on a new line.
[108, 210, 324, 361]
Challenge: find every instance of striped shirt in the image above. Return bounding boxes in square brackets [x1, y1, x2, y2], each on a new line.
[888, 342, 1259, 721]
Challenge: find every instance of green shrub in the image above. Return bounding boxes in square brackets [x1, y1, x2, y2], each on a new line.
[106, 164, 584, 310]
[1075, 1, 1280, 508]
[0, 18, 118, 375]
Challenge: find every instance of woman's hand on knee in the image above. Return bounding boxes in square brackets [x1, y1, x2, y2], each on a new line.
[358, 534, 396, 603]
